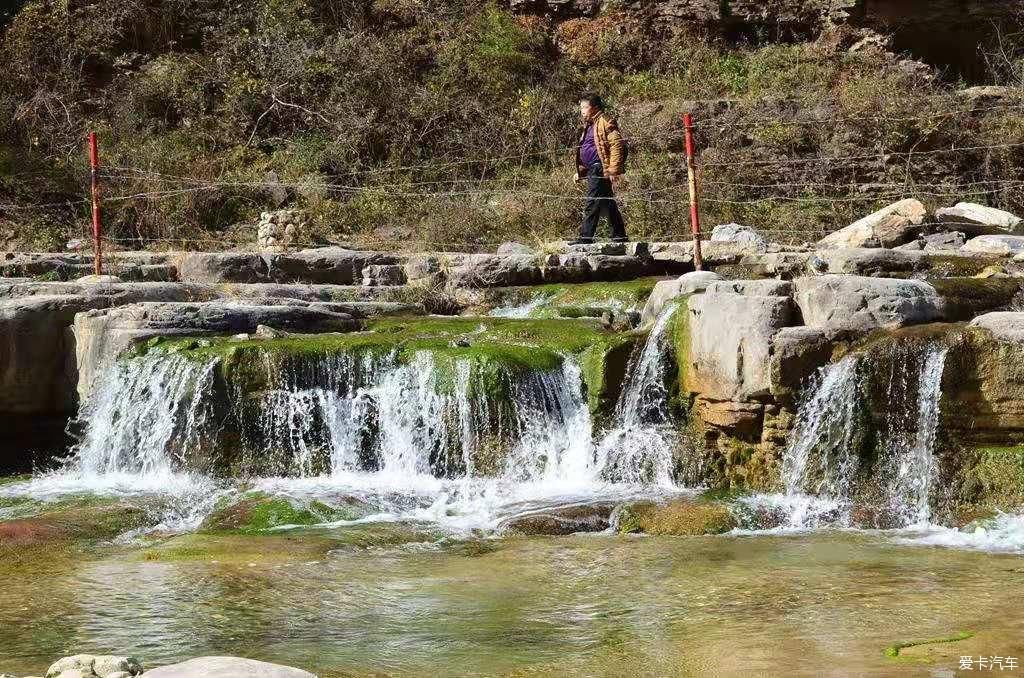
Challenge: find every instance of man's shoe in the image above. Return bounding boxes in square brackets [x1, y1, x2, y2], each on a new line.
[568, 238, 594, 245]
[611, 237, 629, 243]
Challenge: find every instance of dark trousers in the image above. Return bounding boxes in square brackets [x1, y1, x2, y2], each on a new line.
[579, 160, 627, 241]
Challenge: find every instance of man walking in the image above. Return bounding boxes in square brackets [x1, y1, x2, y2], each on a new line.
[572, 92, 628, 244]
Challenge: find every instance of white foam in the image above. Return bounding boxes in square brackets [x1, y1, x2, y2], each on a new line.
[899, 513, 1024, 553]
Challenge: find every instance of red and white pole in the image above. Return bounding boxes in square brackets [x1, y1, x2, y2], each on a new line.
[683, 113, 703, 271]
[88, 131, 103, 276]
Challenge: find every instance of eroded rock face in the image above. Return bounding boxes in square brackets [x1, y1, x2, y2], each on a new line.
[793, 275, 942, 332]
[0, 295, 112, 414]
[143, 657, 315, 678]
[943, 314, 1024, 443]
[768, 326, 836, 406]
[687, 280, 795, 401]
[817, 199, 926, 249]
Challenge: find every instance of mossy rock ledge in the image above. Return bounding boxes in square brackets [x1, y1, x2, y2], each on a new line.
[616, 498, 738, 536]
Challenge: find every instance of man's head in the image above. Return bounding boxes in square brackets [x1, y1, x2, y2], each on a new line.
[579, 92, 603, 122]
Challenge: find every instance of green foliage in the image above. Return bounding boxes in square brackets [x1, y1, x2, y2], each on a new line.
[1, 1, 1023, 249]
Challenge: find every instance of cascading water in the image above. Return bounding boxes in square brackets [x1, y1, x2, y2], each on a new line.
[879, 344, 948, 526]
[41, 327, 685, 531]
[749, 341, 950, 530]
[776, 355, 864, 528]
[598, 304, 681, 486]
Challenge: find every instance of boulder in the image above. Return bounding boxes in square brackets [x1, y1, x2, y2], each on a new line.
[638, 271, 721, 327]
[710, 223, 768, 252]
[74, 302, 359, 400]
[936, 202, 1023, 236]
[686, 280, 795, 400]
[817, 199, 926, 249]
[177, 253, 270, 283]
[730, 251, 813, 279]
[361, 264, 407, 286]
[961, 235, 1024, 256]
[449, 254, 543, 287]
[793, 275, 943, 332]
[46, 655, 96, 678]
[92, 656, 143, 677]
[76, 274, 123, 284]
[144, 657, 315, 678]
[923, 231, 967, 251]
[404, 254, 443, 286]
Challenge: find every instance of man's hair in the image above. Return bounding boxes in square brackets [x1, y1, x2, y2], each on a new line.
[579, 92, 604, 110]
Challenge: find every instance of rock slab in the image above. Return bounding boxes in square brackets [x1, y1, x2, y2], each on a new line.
[144, 657, 315, 678]
[817, 199, 926, 249]
[793, 275, 942, 332]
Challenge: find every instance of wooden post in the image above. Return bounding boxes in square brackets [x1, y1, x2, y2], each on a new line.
[683, 113, 703, 271]
[88, 131, 103, 276]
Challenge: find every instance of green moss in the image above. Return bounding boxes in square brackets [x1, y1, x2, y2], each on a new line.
[137, 316, 637, 413]
[616, 498, 737, 536]
[883, 631, 973, 660]
[956, 446, 1024, 515]
[926, 255, 1003, 278]
[492, 278, 665, 319]
[669, 295, 692, 398]
[200, 493, 363, 534]
[0, 501, 151, 562]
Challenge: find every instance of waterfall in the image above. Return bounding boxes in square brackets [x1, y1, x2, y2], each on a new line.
[766, 341, 949, 529]
[778, 356, 863, 527]
[597, 304, 680, 486]
[74, 354, 221, 476]
[67, 344, 669, 487]
[881, 344, 948, 526]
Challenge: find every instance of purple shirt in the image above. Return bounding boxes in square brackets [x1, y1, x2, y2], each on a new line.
[580, 124, 599, 167]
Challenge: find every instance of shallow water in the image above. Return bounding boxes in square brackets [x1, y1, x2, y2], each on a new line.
[3, 528, 1024, 677]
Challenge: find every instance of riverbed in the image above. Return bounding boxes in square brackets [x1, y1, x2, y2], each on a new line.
[3, 523, 1022, 677]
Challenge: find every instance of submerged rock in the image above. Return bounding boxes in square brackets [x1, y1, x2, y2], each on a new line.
[498, 503, 616, 535]
[144, 657, 315, 678]
[616, 498, 737, 536]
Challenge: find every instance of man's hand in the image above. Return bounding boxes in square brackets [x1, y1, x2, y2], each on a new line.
[608, 173, 626, 189]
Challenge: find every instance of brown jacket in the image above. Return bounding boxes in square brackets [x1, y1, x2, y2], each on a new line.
[576, 112, 626, 177]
